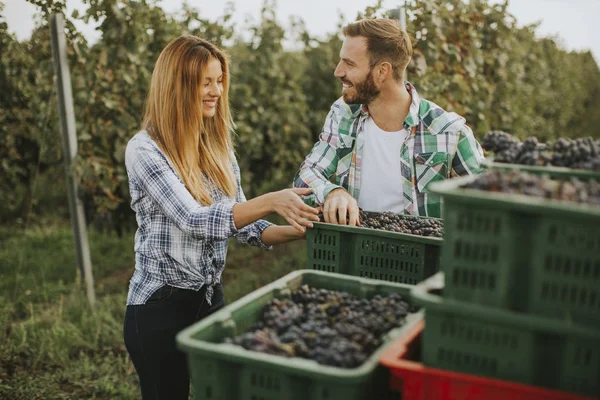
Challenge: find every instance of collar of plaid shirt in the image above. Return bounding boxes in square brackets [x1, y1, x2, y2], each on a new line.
[294, 81, 484, 218]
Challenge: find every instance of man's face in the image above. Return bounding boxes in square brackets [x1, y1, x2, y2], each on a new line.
[334, 36, 380, 105]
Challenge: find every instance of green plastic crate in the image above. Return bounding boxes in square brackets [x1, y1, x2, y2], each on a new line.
[411, 273, 600, 397]
[481, 158, 600, 180]
[429, 167, 600, 328]
[306, 214, 443, 285]
[176, 270, 422, 400]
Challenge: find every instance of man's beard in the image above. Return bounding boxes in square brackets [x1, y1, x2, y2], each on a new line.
[342, 69, 380, 105]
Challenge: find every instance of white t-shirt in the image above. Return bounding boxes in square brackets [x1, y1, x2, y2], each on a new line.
[357, 118, 406, 213]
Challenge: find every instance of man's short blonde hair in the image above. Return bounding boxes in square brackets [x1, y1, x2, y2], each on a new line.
[342, 19, 413, 81]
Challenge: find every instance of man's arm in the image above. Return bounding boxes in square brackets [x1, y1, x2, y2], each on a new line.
[452, 125, 485, 177]
[292, 107, 343, 206]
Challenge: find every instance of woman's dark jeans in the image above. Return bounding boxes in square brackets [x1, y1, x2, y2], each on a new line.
[123, 284, 225, 400]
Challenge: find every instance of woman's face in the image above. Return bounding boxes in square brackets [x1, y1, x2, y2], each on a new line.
[201, 58, 224, 118]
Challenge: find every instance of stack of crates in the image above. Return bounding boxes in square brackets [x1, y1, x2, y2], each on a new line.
[306, 212, 443, 285]
[407, 163, 600, 398]
[379, 317, 595, 400]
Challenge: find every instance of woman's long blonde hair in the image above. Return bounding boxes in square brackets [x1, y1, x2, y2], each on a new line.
[142, 35, 236, 205]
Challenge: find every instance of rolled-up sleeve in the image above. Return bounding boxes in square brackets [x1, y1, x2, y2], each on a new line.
[126, 138, 239, 241]
[452, 125, 485, 177]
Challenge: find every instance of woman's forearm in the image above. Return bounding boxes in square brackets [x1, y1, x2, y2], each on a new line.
[232, 193, 274, 230]
[260, 225, 305, 246]
[232, 187, 318, 234]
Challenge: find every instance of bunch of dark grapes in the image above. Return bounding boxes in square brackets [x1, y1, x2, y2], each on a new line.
[481, 131, 600, 171]
[514, 137, 553, 166]
[481, 130, 523, 163]
[317, 211, 443, 237]
[464, 170, 600, 206]
[551, 137, 600, 171]
[359, 211, 443, 238]
[224, 286, 415, 368]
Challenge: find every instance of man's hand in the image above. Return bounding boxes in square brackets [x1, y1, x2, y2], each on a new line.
[323, 188, 359, 226]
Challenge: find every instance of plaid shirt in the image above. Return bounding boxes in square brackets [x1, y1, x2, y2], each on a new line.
[293, 82, 484, 217]
[125, 131, 272, 306]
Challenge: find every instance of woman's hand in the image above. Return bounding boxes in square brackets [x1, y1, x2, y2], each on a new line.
[269, 188, 320, 232]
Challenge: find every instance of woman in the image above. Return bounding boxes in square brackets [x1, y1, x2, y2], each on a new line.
[123, 35, 319, 400]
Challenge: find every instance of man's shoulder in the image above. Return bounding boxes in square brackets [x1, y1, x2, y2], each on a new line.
[417, 98, 466, 136]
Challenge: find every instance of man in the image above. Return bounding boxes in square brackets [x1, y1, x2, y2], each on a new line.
[293, 18, 484, 224]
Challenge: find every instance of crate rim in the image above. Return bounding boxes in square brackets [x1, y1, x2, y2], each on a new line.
[176, 269, 423, 381]
[309, 220, 443, 245]
[410, 273, 600, 339]
[429, 174, 600, 219]
[481, 158, 600, 180]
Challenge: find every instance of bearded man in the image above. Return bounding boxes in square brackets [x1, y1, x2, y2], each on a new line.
[293, 18, 484, 224]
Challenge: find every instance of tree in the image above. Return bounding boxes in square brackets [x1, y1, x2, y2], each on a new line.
[229, 1, 312, 196]
[2, 0, 598, 231]
[0, 2, 65, 223]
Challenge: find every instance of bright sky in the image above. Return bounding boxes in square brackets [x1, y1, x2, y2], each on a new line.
[3, 0, 599, 63]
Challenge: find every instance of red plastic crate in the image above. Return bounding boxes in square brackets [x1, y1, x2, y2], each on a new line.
[379, 319, 595, 400]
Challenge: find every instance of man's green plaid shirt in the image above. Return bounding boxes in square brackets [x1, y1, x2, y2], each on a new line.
[293, 82, 484, 218]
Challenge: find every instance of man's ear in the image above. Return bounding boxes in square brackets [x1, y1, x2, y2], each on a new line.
[377, 62, 393, 83]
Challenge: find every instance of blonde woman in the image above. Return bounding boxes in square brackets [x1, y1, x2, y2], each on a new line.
[123, 35, 319, 400]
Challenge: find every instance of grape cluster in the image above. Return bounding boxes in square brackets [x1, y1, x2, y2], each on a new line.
[464, 170, 600, 206]
[317, 210, 444, 238]
[551, 137, 600, 170]
[224, 285, 415, 368]
[482, 131, 526, 163]
[359, 211, 443, 238]
[481, 131, 600, 171]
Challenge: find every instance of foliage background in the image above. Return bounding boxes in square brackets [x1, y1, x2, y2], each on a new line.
[1, 0, 599, 398]
[1, 0, 599, 228]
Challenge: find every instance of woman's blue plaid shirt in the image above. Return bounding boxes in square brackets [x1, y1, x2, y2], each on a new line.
[124, 131, 272, 305]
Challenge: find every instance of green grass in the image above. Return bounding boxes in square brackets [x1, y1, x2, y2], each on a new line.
[0, 220, 306, 399]
[0, 221, 134, 304]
